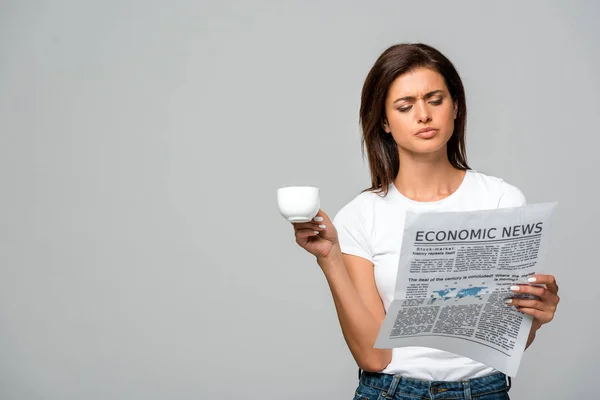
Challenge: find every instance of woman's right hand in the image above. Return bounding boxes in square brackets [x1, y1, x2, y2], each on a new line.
[292, 209, 340, 260]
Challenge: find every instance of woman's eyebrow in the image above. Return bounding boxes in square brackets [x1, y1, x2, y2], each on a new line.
[393, 90, 444, 103]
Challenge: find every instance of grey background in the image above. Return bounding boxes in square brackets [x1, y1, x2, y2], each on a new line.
[1, 1, 598, 399]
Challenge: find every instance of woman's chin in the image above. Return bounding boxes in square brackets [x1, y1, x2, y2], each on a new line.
[403, 141, 449, 156]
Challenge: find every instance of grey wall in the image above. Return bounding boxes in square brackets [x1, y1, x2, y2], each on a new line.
[1, 1, 598, 399]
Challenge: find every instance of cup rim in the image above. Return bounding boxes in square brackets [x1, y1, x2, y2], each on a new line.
[277, 186, 319, 191]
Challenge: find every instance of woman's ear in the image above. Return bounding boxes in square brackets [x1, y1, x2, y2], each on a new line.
[453, 101, 458, 119]
[382, 119, 391, 133]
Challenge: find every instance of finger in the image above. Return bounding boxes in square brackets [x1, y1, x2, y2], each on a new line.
[515, 307, 554, 323]
[313, 209, 331, 223]
[510, 284, 546, 298]
[505, 298, 553, 312]
[511, 284, 560, 307]
[542, 291, 560, 308]
[292, 221, 327, 231]
[313, 209, 324, 220]
[527, 274, 559, 294]
[295, 228, 321, 241]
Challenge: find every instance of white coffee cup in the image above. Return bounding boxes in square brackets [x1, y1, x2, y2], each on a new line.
[277, 186, 320, 223]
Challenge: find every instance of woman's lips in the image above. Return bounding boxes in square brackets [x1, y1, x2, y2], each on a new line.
[415, 128, 439, 139]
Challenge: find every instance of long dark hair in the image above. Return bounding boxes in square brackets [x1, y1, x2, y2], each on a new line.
[360, 43, 470, 196]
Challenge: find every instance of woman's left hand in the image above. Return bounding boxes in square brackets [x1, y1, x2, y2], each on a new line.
[508, 274, 560, 327]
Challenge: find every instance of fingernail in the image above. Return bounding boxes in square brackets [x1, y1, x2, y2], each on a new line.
[313, 217, 323, 222]
[318, 224, 326, 229]
[504, 299, 513, 304]
[313, 231, 319, 234]
[527, 277, 537, 283]
[510, 285, 520, 291]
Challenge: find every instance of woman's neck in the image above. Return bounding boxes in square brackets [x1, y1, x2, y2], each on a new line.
[393, 152, 466, 202]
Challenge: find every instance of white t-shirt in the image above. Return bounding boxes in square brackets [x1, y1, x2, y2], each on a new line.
[332, 169, 526, 381]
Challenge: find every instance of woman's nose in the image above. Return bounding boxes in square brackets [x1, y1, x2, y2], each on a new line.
[415, 101, 432, 123]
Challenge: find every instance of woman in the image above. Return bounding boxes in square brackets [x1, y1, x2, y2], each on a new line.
[291, 43, 559, 399]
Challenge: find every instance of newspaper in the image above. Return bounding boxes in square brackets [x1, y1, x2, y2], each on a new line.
[374, 203, 557, 377]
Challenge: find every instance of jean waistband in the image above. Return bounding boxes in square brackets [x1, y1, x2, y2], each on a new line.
[359, 370, 511, 398]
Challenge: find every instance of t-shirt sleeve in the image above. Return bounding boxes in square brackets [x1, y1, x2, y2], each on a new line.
[497, 180, 527, 208]
[332, 199, 374, 263]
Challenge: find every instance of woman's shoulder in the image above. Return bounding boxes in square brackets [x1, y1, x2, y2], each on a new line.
[466, 169, 527, 207]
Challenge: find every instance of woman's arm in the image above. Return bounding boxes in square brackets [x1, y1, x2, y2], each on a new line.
[317, 246, 392, 372]
[525, 320, 541, 350]
[291, 210, 391, 372]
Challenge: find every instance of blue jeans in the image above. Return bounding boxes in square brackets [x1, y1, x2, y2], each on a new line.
[354, 370, 511, 400]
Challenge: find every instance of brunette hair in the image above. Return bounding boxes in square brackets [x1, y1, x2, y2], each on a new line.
[360, 43, 470, 196]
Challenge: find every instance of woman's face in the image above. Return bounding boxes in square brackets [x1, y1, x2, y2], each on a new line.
[383, 67, 458, 157]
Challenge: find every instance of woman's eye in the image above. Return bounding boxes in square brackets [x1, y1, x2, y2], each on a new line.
[398, 99, 442, 112]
